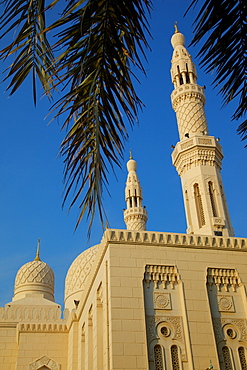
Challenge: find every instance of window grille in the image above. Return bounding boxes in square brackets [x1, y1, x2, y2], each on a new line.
[238, 347, 247, 370]
[222, 346, 233, 370]
[154, 345, 163, 370]
[171, 345, 180, 370]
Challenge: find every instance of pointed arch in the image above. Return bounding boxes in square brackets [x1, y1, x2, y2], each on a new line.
[29, 356, 60, 370]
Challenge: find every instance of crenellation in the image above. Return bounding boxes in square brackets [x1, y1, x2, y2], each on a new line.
[105, 229, 246, 251]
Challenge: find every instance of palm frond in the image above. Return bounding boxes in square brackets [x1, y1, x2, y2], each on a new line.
[188, 0, 247, 142]
[0, 0, 56, 105]
[48, 0, 152, 233]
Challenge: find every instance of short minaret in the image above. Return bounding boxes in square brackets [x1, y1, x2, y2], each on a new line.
[124, 152, 148, 230]
[170, 27, 234, 237]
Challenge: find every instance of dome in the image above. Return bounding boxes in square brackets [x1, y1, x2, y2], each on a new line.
[171, 32, 185, 48]
[127, 159, 137, 172]
[64, 244, 100, 310]
[13, 259, 54, 301]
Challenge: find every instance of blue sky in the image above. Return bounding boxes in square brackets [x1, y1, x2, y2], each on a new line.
[0, 0, 246, 308]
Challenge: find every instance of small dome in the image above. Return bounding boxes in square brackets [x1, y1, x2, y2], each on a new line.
[171, 32, 185, 48]
[127, 159, 137, 172]
[64, 244, 100, 310]
[14, 259, 54, 301]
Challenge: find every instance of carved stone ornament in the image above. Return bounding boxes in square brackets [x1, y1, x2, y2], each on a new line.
[154, 293, 171, 310]
[207, 268, 241, 292]
[146, 315, 184, 344]
[29, 356, 60, 370]
[144, 265, 180, 289]
[217, 295, 235, 312]
[212, 318, 247, 344]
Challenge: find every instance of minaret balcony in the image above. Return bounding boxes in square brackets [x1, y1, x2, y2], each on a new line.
[171, 83, 205, 109]
[124, 207, 148, 218]
[172, 136, 223, 176]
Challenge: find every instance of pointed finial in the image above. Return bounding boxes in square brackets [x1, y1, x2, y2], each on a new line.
[174, 21, 178, 33]
[129, 149, 133, 160]
[34, 238, 41, 261]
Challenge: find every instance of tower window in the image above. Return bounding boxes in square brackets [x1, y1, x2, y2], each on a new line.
[171, 345, 180, 370]
[194, 183, 205, 227]
[185, 63, 190, 83]
[208, 181, 218, 217]
[177, 66, 183, 86]
[222, 346, 233, 370]
[154, 344, 164, 370]
[238, 347, 247, 370]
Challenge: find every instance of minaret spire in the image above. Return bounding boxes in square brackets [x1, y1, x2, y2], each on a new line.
[124, 154, 148, 230]
[170, 29, 234, 237]
[34, 238, 41, 261]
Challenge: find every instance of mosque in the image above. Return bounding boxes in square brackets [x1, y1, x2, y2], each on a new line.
[1, 29, 247, 370]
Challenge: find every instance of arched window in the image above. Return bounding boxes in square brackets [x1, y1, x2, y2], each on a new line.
[171, 345, 180, 370]
[177, 66, 183, 86]
[222, 346, 233, 370]
[238, 347, 247, 370]
[154, 344, 164, 370]
[208, 181, 218, 217]
[185, 64, 190, 84]
[194, 183, 205, 227]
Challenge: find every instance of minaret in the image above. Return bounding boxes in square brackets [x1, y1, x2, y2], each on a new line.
[170, 26, 234, 237]
[124, 152, 148, 230]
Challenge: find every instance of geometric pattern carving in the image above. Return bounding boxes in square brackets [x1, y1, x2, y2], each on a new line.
[207, 268, 241, 292]
[29, 355, 60, 370]
[65, 244, 100, 299]
[154, 293, 171, 310]
[15, 260, 54, 289]
[0, 305, 62, 322]
[172, 89, 208, 141]
[144, 265, 180, 289]
[212, 318, 247, 344]
[146, 315, 184, 344]
[217, 295, 235, 312]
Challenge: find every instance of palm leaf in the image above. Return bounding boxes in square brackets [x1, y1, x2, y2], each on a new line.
[0, 0, 56, 104]
[47, 0, 152, 233]
[187, 0, 247, 143]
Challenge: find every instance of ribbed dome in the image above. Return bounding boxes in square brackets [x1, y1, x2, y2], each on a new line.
[64, 244, 100, 310]
[13, 260, 54, 301]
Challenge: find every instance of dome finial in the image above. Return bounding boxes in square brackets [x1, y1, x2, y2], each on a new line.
[129, 149, 133, 160]
[174, 21, 179, 33]
[34, 238, 41, 261]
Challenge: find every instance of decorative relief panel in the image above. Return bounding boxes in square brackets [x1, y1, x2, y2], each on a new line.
[217, 295, 235, 312]
[29, 355, 60, 370]
[212, 318, 247, 344]
[207, 268, 241, 292]
[154, 293, 171, 310]
[144, 265, 180, 289]
[0, 305, 63, 322]
[146, 315, 184, 344]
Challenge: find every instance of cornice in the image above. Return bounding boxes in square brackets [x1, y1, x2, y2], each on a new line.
[102, 229, 247, 251]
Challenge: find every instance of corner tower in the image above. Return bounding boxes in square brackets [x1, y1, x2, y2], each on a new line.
[124, 152, 148, 230]
[170, 27, 234, 237]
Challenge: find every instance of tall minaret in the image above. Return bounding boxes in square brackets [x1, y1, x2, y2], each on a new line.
[124, 152, 148, 230]
[170, 27, 234, 237]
